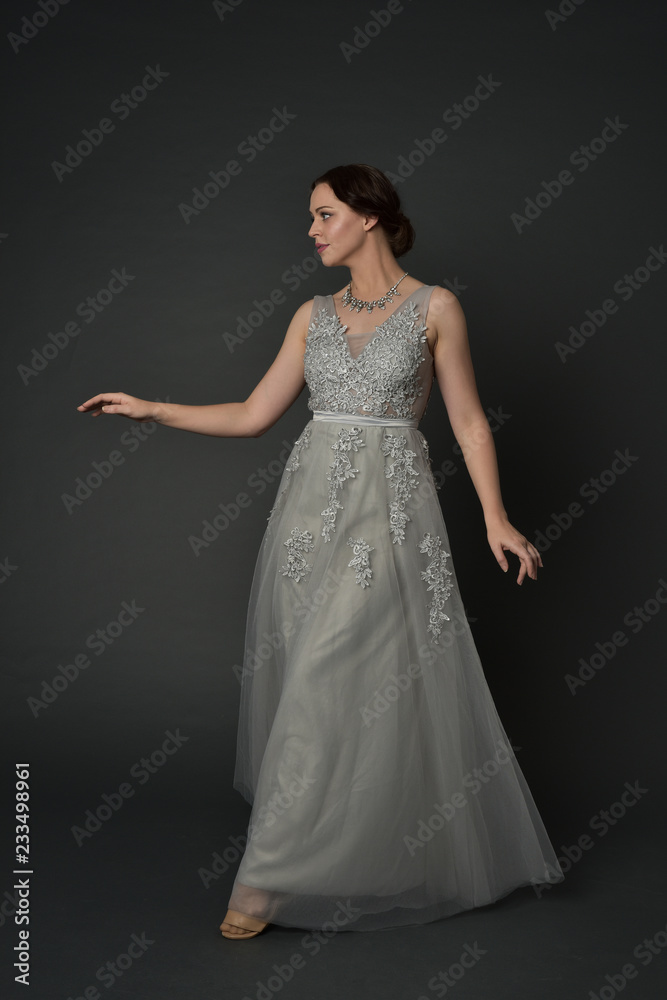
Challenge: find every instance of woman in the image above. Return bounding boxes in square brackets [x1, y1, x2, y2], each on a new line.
[78, 163, 564, 940]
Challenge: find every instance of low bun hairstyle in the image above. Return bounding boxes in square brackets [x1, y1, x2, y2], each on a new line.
[310, 163, 415, 258]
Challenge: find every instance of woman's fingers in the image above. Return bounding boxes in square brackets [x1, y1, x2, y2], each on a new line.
[77, 392, 125, 413]
[489, 525, 544, 585]
[510, 539, 542, 585]
[76, 392, 154, 421]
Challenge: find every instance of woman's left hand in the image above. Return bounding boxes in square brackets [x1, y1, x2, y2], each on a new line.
[485, 516, 543, 585]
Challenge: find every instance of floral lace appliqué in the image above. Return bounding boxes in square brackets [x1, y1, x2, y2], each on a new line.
[303, 300, 431, 419]
[420, 435, 441, 492]
[418, 532, 453, 642]
[347, 537, 374, 588]
[321, 426, 365, 542]
[268, 424, 312, 522]
[381, 433, 419, 544]
[280, 527, 314, 583]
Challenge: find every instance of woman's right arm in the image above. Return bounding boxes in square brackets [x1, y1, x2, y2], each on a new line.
[77, 299, 312, 438]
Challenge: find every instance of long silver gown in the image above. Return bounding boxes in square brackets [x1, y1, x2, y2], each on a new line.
[228, 284, 564, 932]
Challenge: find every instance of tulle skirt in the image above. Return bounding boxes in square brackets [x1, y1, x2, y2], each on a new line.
[229, 411, 564, 932]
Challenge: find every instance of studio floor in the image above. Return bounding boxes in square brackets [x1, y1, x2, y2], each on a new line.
[7, 796, 665, 1000]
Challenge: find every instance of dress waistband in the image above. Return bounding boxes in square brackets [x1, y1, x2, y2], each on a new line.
[312, 410, 418, 428]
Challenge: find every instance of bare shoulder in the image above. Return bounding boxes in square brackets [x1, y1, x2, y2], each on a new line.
[283, 297, 317, 347]
[294, 298, 315, 320]
[428, 284, 465, 316]
[426, 285, 467, 346]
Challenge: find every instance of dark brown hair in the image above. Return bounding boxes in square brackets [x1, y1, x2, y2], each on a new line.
[310, 163, 415, 258]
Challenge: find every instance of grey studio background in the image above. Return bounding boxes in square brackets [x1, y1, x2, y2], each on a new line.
[2, 0, 666, 998]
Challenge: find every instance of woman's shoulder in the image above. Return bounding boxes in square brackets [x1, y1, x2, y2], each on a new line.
[426, 284, 465, 319]
[294, 292, 329, 314]
[287, 296, 330, 343]
[427, 284, 460, 305]
[424, 285, 467, 349]
[291, 295, 323, 319]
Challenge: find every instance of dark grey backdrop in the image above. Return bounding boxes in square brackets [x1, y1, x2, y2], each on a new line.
[2, 1, 666, 997]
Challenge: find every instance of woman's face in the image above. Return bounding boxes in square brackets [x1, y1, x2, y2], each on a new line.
[308, 182, 376, 266]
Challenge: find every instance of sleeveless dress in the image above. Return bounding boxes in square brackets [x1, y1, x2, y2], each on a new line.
[228, 285, 564, 932]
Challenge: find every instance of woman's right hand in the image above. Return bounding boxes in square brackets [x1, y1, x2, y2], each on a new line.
[76, 392, 159, 423]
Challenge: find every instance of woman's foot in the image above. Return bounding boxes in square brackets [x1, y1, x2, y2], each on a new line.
[220, 909, 269, 939]
[220, 884, 275, 939]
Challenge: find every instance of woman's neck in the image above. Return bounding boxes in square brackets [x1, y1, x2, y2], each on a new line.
[345, 265, 407, 300]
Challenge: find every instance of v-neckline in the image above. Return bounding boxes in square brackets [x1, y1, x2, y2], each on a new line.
[329, 285, 428, 362]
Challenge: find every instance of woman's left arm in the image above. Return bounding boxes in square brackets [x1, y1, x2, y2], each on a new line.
[429, 286, 542, 585]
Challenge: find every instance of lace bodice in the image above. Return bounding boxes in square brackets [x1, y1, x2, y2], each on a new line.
[303, 285, 436, 421]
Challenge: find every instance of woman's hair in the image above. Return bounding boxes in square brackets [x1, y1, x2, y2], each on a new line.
[310, 163, 415, 258]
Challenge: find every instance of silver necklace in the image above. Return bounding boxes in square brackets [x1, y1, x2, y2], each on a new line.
[342, 272, 409, 314]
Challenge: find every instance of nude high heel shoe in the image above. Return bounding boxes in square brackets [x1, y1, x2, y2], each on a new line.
[220, 909, 269, 940]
